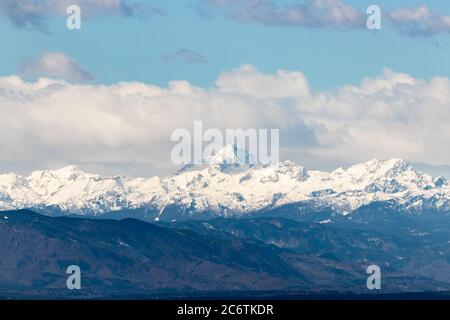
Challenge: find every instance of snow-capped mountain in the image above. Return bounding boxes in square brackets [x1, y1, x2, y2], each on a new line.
[0, 145, 449, 218]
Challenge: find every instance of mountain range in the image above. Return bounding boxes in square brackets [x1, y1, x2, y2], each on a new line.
[1, 145, 450, 298]
[0, 145, 449, 221]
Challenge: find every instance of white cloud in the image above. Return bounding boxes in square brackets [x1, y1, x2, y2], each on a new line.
[388, 5, 450, 37]
[216, 64, 310, 98]
[0, 0, 164, 32]
[163, 49, 207, 64]
[0, 65, 450, 176]
[201, 0, 364, 29]
[201, 1, 450, 37]
[19, 52, 94, 82]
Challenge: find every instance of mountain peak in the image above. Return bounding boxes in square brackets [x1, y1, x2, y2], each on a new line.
[54, 165, 81, 173]
[361, 158, 409, 167]
[28, 165, 91, 183]
[346, 158, 413, 175]
[381, 157, 411, 167]
[209, 144, 256, 166]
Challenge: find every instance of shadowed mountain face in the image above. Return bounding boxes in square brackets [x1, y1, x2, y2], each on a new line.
[170, 213, 450, 284]
[0, 210, 449, 299]
[0, 210, 304, 298]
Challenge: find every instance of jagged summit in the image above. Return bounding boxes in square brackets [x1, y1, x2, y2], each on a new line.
[209, 144, 256, 166]
[28, 165, 92, 180]
[0, 157, 449, 217]
[345, 158, 412, 175]
[53, 165, 83, 174]
[177, 144, 257, 174]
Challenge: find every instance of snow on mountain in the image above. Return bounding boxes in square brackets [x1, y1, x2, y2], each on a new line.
[0, 145, 449, 217]
[209, 143, 256, 166]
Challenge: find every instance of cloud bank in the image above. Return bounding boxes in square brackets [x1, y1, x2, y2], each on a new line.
[2, 0, 449, 37]
[200, 0, 450, 37]
[201, 0, 364, 29]
[0, 65, 449, 176]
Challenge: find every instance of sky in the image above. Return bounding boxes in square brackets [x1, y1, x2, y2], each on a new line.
[0, 0, 450, 177]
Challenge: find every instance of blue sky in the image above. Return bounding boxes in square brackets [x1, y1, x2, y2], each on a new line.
[0, 0, 449, 89]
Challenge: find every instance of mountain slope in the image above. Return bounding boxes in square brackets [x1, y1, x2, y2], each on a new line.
[0, 210, 447, 298]
[169, 215, 450, 284]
